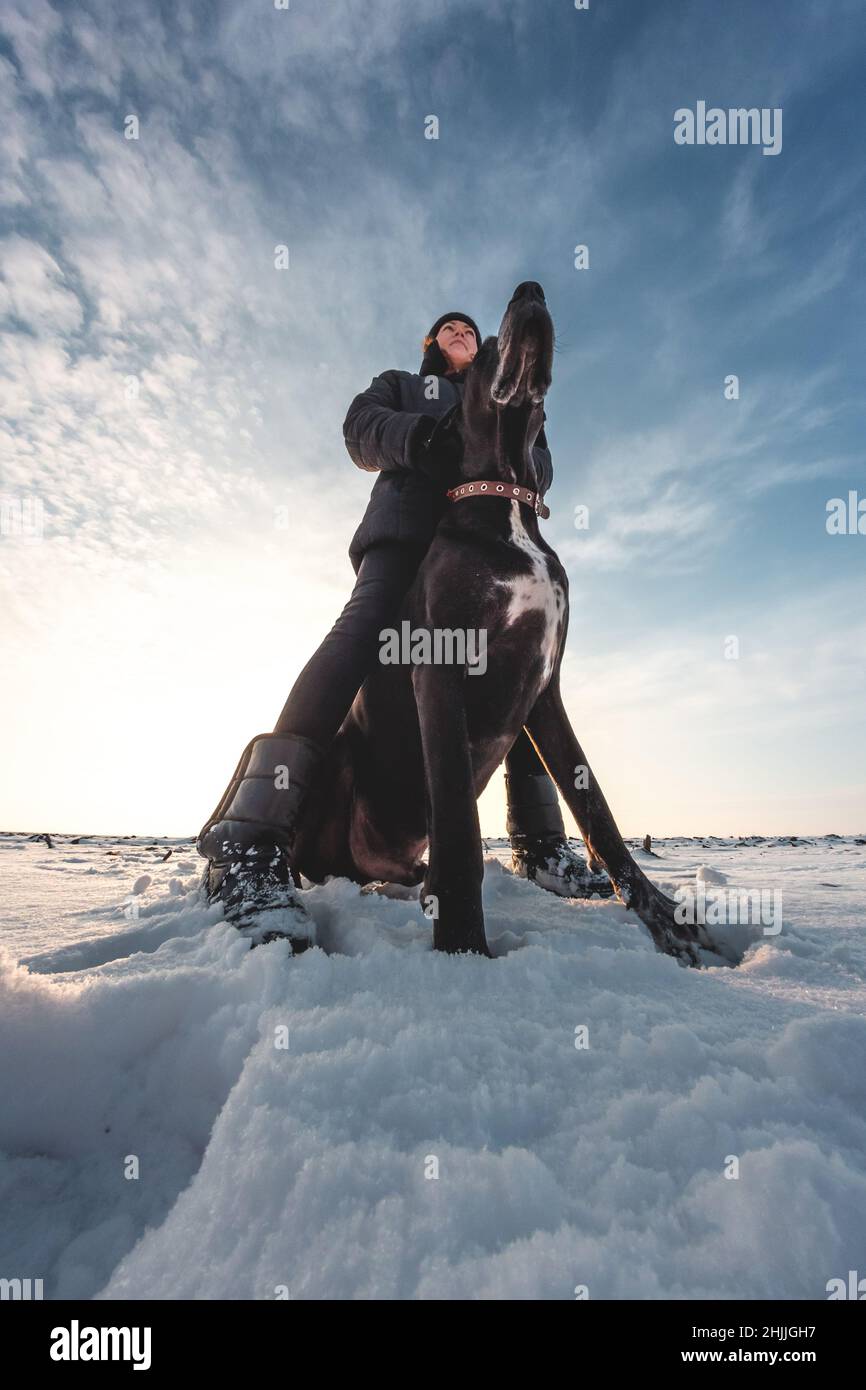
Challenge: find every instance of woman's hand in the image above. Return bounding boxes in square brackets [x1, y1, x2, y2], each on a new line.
[410, 404, 464, 480]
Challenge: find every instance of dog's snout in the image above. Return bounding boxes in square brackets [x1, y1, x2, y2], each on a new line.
[510, 281, 546, 306]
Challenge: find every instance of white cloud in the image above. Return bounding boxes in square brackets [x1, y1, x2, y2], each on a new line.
[0, 236, 84, 335]
[0, 0, 862, 838]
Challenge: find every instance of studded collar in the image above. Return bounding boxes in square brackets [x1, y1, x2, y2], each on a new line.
[445, 480, 550, 520]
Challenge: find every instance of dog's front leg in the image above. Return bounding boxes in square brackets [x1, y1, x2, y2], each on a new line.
[526, 678, 719, 966]
[412, 664, 490, 956]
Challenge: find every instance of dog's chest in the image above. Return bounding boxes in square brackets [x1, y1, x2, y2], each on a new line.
[494, 503, 566, 681]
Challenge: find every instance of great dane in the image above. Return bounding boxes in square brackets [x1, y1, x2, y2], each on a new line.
[293, 281, 723, 967]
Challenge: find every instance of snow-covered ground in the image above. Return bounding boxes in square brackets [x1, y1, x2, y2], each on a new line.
[1, 830, 864, 1300]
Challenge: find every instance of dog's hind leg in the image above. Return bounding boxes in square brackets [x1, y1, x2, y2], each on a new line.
[525, 679, 723, 966]
[412, 664, 490, 957]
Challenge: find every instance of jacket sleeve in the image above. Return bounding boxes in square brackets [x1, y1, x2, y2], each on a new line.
[532, 412, 553, 496]
[342, 370, 429, 474]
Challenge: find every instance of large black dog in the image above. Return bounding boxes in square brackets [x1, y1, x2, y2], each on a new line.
[293, 282, 722, 967]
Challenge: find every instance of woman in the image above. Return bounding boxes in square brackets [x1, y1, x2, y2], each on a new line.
[197, 310, 610, 927]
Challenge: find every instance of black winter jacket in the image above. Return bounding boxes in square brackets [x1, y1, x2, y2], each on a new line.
[342, 367, 553, 574]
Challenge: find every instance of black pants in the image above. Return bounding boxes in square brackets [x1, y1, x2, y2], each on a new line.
[273, 541, 559, 821]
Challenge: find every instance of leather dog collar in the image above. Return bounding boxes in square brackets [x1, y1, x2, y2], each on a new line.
[446, 480, 550, 520]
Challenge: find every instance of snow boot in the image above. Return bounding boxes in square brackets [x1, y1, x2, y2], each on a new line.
[506, 770, 615, 899]
[197, 732, 326, 947]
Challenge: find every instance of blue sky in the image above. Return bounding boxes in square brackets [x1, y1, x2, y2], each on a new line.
[1, 0, 864, 836]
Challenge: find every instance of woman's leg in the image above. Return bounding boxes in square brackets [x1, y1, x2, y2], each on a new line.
[198, 543, 428, 915]
[505, 728, 614, 897]
[273, 542, 428, 743]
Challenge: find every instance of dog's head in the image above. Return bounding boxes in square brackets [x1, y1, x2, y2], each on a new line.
[457, 282, 554, 488]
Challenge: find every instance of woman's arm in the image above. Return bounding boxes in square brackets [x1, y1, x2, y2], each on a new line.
[343, 369, 552, 490]
[342, 370, 430, 474]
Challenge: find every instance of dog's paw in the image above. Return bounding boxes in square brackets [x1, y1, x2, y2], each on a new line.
[630, 883, 731, 968]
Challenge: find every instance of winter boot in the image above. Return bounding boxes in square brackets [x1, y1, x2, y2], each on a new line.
[506, 770, 615, 899]
[197, 732, 326, 947]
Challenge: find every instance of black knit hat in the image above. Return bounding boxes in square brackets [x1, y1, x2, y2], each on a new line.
[419, 311, 482, 377]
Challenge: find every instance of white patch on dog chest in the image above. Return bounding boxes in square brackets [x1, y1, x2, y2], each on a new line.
[498, 502, 565, 681]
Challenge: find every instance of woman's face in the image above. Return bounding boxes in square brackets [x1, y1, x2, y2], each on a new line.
[436, 320, 478, 372]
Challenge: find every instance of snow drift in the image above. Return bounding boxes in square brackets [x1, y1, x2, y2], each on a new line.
[1, 834, 864, 1299]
